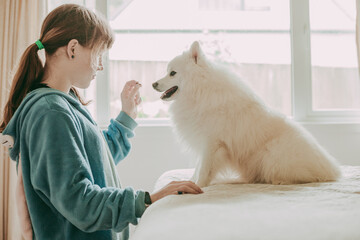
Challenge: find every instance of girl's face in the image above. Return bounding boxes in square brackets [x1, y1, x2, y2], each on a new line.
[71, 45, 103, 89]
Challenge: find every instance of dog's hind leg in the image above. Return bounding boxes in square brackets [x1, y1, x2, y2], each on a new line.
[191, 141, 230, 187]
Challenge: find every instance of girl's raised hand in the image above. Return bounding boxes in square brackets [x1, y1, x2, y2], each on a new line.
[121, 80, 142, 119]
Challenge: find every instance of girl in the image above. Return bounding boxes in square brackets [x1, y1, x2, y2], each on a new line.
[0, 4, 202, 240]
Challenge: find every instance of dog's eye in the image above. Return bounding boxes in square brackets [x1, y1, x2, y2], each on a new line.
[170, 71, 177, 77]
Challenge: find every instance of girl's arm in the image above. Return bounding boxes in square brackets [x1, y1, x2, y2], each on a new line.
[102, 80, 141, 164]
[102, 111, 137, 164]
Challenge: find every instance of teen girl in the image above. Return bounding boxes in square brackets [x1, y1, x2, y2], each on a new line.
[0, 4, 202, 240]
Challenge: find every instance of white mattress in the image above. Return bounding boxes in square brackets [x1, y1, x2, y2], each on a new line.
[130, 166, 360, 240]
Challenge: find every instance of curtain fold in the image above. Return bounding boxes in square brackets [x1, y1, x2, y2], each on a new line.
[0, 1, 47, 239]
[357, 0, 360, 76]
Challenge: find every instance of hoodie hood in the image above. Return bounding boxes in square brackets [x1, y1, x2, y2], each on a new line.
[0, 88, 95, 161]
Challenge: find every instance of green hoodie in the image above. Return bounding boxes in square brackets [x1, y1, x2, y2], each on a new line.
[1, 88, 146, 240]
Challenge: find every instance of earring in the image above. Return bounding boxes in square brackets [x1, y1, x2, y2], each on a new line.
[71, 55, 74, 59]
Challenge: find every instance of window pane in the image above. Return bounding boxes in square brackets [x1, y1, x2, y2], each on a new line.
[310, 0, 359, 110]
[108, 0, 291, 118]
[48, 0, 96, 13]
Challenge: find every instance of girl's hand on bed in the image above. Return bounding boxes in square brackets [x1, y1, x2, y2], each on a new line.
[150, 181, 204, 203]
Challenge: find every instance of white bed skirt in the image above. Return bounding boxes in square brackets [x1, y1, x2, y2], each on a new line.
[130, 166, 360, 240]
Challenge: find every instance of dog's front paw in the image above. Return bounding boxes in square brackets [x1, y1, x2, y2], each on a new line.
[195, 178, 211, 188]
[190, 176, 206, 187]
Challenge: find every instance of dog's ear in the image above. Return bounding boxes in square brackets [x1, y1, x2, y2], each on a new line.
[190, 41, 203, 64]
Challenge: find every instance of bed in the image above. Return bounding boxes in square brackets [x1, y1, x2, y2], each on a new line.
[130, 166, 360, 240]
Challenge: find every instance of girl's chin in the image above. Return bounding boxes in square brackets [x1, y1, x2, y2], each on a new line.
[73, 81, 91, 89]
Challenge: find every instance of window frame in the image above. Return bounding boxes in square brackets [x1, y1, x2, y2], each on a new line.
[291, 0, 360, 123]
[94, 0, 360, 127]
[95, 0, 111, 126]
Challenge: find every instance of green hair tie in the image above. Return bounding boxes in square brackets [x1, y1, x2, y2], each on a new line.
[35, 40, 44, 50]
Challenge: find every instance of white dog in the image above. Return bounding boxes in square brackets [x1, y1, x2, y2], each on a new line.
[152, 41, 340, 187]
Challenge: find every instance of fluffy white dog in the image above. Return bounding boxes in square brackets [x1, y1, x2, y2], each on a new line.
[152, 41, 340, 187]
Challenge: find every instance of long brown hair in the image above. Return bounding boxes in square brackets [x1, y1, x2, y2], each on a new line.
[0, 4, 114, 132]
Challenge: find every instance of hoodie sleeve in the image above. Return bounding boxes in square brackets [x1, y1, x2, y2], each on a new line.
[28, 110, 145, 233]
[102, 111, 138, 165]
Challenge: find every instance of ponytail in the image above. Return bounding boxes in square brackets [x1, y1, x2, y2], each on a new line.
[0, 43, 44, 132]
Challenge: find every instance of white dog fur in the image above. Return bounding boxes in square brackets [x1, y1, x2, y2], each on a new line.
[153, 41, 340, 187]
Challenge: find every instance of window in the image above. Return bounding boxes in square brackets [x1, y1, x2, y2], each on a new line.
[47, 0, 360, 126]
[107, 0, 291, 120]
[309, 0, 359, 110]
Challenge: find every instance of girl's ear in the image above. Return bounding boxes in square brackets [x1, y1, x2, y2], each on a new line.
[190, 41, 203, 64]
[66, 39, 79, 59]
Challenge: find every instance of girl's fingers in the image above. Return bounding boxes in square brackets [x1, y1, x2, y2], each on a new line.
[125, 80, 138, 88]
[125, 80, 141, 90]
[123, 81, 135, 93]
[135, 96, 142, 105]
[185, 181, 203, 193]
[122, 81, 141, 101]
[134, 90, 141, 103]
[123, 83, 141, 99]
[170, 181, 203, 194]
[179, 186, 199, 194]
[123, 80, 138, 91]
[129, 83, 141, 98]
[183, 184, 203, 194]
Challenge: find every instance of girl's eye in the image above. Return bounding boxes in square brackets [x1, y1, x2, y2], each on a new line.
[170, 71, 177, 77]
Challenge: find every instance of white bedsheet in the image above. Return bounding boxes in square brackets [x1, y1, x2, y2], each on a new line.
[130, 166, 360, 240]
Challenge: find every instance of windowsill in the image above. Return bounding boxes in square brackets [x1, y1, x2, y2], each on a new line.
[133, 117, 360, 130]
[136, 118, 172, 127]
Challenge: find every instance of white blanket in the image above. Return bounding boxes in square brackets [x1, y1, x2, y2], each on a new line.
[130, 166, 360, 240]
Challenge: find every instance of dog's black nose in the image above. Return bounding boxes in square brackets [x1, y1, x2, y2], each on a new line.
[152, 82, 158, 89]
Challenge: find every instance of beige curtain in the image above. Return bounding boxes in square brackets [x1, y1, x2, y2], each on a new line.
[357, 0, 360, 76]
[0, 1, 47, 240]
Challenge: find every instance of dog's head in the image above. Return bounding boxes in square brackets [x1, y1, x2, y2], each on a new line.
[152, 41, 205, 101]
